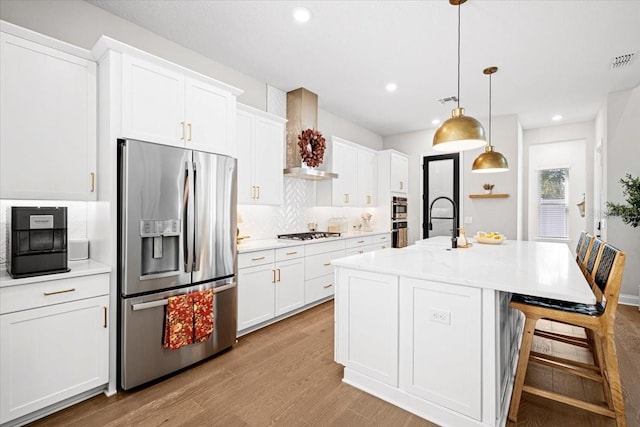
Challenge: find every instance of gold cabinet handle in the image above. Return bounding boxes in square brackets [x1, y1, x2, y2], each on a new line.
[257, 186, 260, 199]
[344, 193, 349, 204]
[188, 123, 192, 141]
[286, 251, 298, 255]
[272, 269, 276, 283]
[323, 284, 333, 289]
[367, 195, 371, 204]
[103, 306, 108, 328]
[252, 256, 265, 261]
[323, 262, 331, 266]
[43, 288, 76, 296]
[90, 172, 95, 192]
[251, 186, 256, 199]
[180, 121, 185, 140]
[400, 181, 404, 190]
[357, 240, 365, 243]
[277, 268, 281, 282]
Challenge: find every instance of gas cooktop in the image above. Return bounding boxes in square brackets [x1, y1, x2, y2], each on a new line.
[277, 232, 342, 241]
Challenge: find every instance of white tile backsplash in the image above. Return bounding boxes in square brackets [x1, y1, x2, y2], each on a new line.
[238, 177, 378, 240]
[0, 200, 88, 265]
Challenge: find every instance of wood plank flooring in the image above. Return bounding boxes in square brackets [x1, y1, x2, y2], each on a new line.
[29, 301, 640, 427]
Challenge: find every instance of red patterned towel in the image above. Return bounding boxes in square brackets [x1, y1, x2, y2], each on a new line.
[163, 293, 194, 350]
[192, 289, 214, 343]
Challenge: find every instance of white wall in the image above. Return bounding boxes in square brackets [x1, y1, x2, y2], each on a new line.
[604, 85, 640, 301]
[383, 115, 520, 245]
[319, 109, 383, 151]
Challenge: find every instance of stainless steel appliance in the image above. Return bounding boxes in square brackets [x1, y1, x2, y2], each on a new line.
[277, 232, 341, 241]
[391, 196, 407, 220]
[391, 197, 408, 248]
[392, 221, 408, 248]
[7, 206, 69, 278]
[118, 139, 237, 390]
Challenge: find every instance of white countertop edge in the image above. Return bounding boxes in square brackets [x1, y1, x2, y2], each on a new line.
[0, 259, 112, 288]
[237, 231, 392, 253]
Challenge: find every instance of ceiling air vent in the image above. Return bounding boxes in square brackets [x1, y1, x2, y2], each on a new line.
[610, 52, 636, 69]
[437, 95, 458, 104]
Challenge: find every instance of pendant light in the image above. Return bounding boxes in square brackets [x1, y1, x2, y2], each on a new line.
[433, 0, 486, 152]
[472, 66, 509, 173]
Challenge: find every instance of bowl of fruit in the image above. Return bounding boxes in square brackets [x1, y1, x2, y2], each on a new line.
[474, 231, 506, 245]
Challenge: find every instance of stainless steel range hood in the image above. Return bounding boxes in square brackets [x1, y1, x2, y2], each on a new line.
[284, 88, 337, 180]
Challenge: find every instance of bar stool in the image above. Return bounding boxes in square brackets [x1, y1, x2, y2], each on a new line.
[508, 243, 627, 426]
[575, 230, 587, 259]
[577, 233, 594, 275]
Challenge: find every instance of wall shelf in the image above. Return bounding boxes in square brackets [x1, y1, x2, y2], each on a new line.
[469, 193, 509, 199]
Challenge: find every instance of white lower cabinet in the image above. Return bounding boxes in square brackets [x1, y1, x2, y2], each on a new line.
[0, 273, 109, 425]
[335, 268, 399, 386]
[237, 247, 305, 333]
[400, 277, 482, 420]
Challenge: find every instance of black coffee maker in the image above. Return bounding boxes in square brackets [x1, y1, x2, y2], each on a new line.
[7, 207, 70, 278]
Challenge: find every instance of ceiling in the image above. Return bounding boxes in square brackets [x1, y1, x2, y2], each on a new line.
[87, 0, 640, 137]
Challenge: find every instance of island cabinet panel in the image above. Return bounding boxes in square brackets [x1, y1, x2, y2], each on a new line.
[336, 268, 398, 386]
[399, 278, 482, 420]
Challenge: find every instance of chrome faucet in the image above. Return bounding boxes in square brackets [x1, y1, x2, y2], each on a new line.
[428, 196, 458, 249]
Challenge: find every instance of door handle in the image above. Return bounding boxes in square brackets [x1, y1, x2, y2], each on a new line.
[180, 121, 185, 140]
[43, 288, 76, 296]
[272, 269, 276, 283]
[188, 123, 192, 141]
[90, 172, 95, 192]
[184, 161, 195, 272]
[103, 306, 108, 328]
[277, 268, 281, 282]
[257, 186, 260, 199]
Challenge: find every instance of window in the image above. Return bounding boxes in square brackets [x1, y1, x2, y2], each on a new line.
[538, 168, 569, 238]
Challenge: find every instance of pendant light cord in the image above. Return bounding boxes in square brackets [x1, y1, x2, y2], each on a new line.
[488, 72, 492, 147]
[457, 1, 461, 108]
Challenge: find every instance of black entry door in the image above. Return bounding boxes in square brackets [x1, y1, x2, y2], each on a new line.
[423, 153, 460, 238]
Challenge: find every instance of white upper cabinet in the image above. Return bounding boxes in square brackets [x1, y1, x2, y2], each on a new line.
[317, 137, 372, 207]
[236, 104, 285, 205]
[378, 149, 409, 196]
[0, 26, 96, 200]
[121, 54, 237, 156]
[357, 147, 378, 206]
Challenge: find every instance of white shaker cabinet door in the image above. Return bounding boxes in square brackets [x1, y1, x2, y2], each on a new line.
[237, 263, 275, 331]
[122, 54, 185, 147]
[0, 296, 109, 424]
[390, 151, 409, 194]
[252, 116, 284, 205]
[274, 258, 305, 316]
[332, 141, 358, 207]
[357, 147, 377, 206]
[236, 109, 255, 204]
[0, 32, 96, 200]
[185, 77, 235, 156]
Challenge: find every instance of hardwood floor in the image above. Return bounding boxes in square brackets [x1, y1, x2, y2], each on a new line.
[29, 301, 639, 427]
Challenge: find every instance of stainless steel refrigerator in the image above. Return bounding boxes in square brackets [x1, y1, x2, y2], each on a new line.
[118, 138, 237, 390]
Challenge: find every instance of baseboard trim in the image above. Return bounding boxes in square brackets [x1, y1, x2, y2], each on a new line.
[619, 293, 640, 307]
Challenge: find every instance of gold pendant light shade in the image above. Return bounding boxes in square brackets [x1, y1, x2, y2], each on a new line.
[433, 107, 486, 152]
[472, 66, 509, 173]
[472, 145, 509, 173]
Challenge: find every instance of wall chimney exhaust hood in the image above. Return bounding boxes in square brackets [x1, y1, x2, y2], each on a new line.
[283, 88, 337, 180]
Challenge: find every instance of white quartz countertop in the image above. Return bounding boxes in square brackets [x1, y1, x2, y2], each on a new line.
[332, 236, 596, 304]
[237, 231, 391, 253]
[0, 259, 111, 288]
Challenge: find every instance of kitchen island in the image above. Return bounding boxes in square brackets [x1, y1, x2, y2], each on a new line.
[332, 237, 594, 427]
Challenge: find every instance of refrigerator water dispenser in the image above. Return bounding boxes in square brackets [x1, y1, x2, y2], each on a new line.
[139, 219, 180, 276]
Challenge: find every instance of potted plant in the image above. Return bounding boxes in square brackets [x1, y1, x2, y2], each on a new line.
[483, 183, 495, 195]
[607, 174, 640, 228]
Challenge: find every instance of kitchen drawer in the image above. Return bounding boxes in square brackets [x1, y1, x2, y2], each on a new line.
[238, 249, 275, 269]
[346, 247, 368, 257]
[345, 236, 373, 249]
[305, 239, 345, 256]
[305, 249, 344, 280]
[373, 233, 391, 244]
[0, 273, 109, 315]
[275, 245, 304, 261]
[304, 273, 335, 304]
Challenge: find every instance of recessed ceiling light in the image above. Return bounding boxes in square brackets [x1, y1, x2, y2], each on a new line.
[293, 7, 311, 23]
[552, 114, 563, 121]
[432, 119, 441, 125]
[385, 82, 397, 93]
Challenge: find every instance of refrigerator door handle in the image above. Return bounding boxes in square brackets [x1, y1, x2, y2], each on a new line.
[193, 161, 200, 271]
[184, 160, 195, 272]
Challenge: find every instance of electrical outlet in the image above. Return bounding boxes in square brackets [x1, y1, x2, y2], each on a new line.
[464, 216, 473, 224]
[428, 308, 451, 325]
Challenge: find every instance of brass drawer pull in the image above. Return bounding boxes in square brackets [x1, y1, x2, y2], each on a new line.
[286, 251, 298, 255]
[187, 123, 192, 141]
[323, 284, 333, 289]
[323, 262, 331, 266]
[90, 172, 95, 192]
[357, 240, 365, 243]
[180, 121, 185, 140]
[43, 288, 76, 296]
[103, 306, 108, 328]
[251, 256, 266, 261]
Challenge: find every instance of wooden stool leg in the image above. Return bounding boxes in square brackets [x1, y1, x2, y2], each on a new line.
[591, 331, 613, 409]
[602, 331, 626, 427]
[508, 316, 538, 422]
